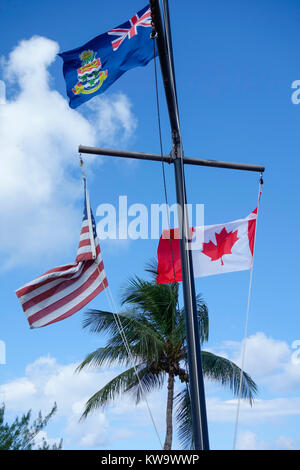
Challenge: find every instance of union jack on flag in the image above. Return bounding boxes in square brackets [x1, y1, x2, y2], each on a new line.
[108, 8, 152, 51]
[60, 5, 156, 108]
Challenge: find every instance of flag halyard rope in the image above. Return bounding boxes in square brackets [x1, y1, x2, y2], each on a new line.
[79, 157, 163, 449]
[104, 285, 164, 449]
[232, 175, 263, 450]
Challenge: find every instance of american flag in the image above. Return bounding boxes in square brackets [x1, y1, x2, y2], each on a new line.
[16, 179, 107, 328]
[108, 8, 152, 51]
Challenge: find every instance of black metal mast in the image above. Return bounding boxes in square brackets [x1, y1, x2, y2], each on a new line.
[79, 0, 265, 450]
[149, 0, 209, 450]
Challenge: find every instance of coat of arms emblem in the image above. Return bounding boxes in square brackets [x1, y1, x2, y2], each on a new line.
[72, 50, 108, 96]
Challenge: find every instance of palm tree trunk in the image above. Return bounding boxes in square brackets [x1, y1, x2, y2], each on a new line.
[163, 373, 175, 450]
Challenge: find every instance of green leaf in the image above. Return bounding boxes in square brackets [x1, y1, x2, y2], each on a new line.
[201, 351, 258, 403]
[78, 262, 258, 451]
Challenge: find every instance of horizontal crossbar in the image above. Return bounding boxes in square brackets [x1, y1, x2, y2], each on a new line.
[78, 145, 265, 173]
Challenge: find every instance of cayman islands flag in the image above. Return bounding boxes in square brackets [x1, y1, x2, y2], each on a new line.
[59, 5, 156, 108]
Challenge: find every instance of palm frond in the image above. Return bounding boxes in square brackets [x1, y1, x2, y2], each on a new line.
[78, 267, 258, 451]
[81, 363, 165, 418]
[201, 351, 257, 403]
[125, 364, 166, 404]
[76, 345, 132, 372]
[195, 294, 209, 343]
[81, 366, 141, 418]
[176, 351, 257, 449]
[144, 258, 158, 279]
[175, 387, 194, 450]
[176, 294, 209, 345]
[120, 277, 179, 339]
[82, 309, 166, 362]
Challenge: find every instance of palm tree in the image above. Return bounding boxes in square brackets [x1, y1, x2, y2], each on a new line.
[77, 269, 257, 450]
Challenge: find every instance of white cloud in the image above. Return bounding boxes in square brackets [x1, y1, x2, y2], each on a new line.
[236, 431, 297, 450]
[211, 332, 300, 392]
[66, 399, 110, 448]
[86, 93, 137, 146]
[0, 355, 164, 450]
[33, 430, 62, 449]
[206, 396, 300, 424]
[275, 435, 297, 450]
[0, 36, 137, 269]
[0, 79, 5, 104]
[0, 377, 36, 402]
[2, 353, 300, 449]
[220, 332, 290, 377]
[236, 430, 269, 450]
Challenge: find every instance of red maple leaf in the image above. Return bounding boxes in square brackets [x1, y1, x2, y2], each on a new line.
[202, 227, 239, 265]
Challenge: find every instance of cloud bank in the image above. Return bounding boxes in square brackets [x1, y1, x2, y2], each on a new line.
[211, 331, 300, 393]
[0, 36, 137, 269]
[0, 355, 165, 450]
[2, 336, 300, 449]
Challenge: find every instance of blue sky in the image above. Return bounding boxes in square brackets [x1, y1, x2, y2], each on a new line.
[1, 0, 300, 450]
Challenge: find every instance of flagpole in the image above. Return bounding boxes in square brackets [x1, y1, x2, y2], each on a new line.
[150, 0, 209, 450]
[77, 2, 265, 451]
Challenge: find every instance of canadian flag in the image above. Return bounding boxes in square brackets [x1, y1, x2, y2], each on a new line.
[156, 207, 258, 283]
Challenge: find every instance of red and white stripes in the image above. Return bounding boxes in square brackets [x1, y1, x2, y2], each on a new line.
[16, 183, 107, 328]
